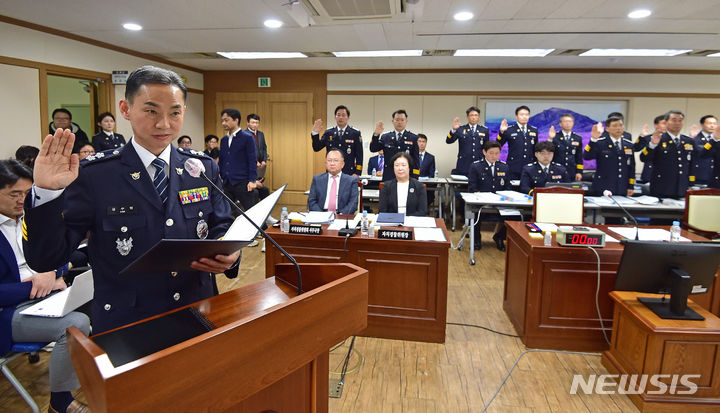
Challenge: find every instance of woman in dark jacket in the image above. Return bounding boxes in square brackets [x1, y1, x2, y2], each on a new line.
[379, 152, 427, 216]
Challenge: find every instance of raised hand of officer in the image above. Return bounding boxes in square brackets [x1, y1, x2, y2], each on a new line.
[548, 125, 556, 140]
[452, 117, 461, 131]
[641, 124, 650, 136]
[312, 119, 324, 134]
[591, 122, 604, 139]
[689, 124, 699, 138]
[499, 119, 508, 133]
[34, 128, 79, 190]
[650, 129, 662, 145]
[374, 121, 384, 136]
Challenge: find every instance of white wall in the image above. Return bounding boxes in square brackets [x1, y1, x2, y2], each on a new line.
[0, 63, 41, 157]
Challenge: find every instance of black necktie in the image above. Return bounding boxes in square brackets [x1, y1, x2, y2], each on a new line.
[152, 158, 168, 205]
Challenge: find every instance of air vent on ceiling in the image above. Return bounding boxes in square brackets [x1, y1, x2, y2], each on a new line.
[301, 0, 403, 20]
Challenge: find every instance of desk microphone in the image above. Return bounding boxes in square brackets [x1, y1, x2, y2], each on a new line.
[603, 190, 639, 240]
[184, 158, 302, 294]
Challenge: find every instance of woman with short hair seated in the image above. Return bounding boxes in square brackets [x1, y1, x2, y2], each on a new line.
[379, 152, 428, 216]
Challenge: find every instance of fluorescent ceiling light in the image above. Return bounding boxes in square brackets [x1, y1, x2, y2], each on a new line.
[580, 49, 691, 57]
[264, 19, 283, 28]
[122, 23, 142, 31]
[454, 11, 474, 21]
[628, 9, 652, 19]
[333, 50, 423, 57]
[454, 49, 554, 57]
[707, 52, 720, 57]
[217, 52, 307, 59]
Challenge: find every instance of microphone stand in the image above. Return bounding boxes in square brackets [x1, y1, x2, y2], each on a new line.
[198, 171, 303, 295]
[607, 194, 640, 240]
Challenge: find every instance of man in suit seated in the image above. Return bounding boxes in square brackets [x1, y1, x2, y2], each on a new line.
[417, 133, 436, 206]
[367, 149, 385, 177]
[468, 141, 510, 250]
[308, 149, 358, 215]
[379, 153, 428, 216]
[520, 141, 570, 195]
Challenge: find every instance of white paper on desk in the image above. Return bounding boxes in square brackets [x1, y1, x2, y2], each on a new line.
[498, 207, 522, 216]
[287, 211, 334, 224]
[611, 196, 638, 205]
[403, 216, 437, 227]
[496, 190, 531, 202]
[418, 176, 429, 181]
[328, 219, 357, 230]
[586, 196, 614, 206]
[534, 222, 559, 233]
[661, 198, 685, 208]
[634, 195, 660, 205]
[608, 227, 691, 242]
[450, 174, 468, 181]
[414, 227, 446, 242]
[353, 213, 378, 223]
[466, 192, 504, 202]
[603, 232, 620, 242]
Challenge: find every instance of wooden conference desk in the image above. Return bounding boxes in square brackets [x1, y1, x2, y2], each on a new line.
[265, 218, 450, 343]
[503, 221, 720, 351]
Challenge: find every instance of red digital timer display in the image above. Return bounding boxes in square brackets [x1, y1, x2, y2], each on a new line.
[564, 233, 602, 245]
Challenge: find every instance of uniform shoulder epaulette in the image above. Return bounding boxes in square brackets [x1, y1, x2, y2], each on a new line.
[497, 160, 507, 165]
[472, 160, 481, 164]
[176, 147, 210, 159]
[80, 148, 120, 166]
[526, 162, 535, 166]
[348, 125, 360, 132]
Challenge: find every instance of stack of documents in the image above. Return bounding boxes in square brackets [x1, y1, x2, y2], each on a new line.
[496, 190, 532, 203]
[288, 211, 334, 224]
[464, 192, 505, 203]
[534, 223, 559, 233]
[634, 195, 660, 205]
[661, 198, 685, 208]
[608, 227, 690, 242]
[413, 227, 446, 242]
[585, 196, 614, 206]
[450, 174, 468, 181]
[403, 216, 437, 227]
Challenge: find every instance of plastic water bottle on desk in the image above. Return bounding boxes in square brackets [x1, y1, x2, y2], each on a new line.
[543, 230, 552, 246]
[670, 220, 681, 242]
[434, 168, 439, 179]
[372, 168, 376, 177]
[361, 211, 370, 236]
[280, 207, 290, 233]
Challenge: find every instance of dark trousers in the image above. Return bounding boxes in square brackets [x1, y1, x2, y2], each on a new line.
[224, 180, 259, 211]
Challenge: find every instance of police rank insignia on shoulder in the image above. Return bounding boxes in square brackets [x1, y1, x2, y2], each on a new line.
[179, 187, 209, 204]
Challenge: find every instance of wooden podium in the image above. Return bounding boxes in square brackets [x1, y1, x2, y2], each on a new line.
[66, 263, 368, 413]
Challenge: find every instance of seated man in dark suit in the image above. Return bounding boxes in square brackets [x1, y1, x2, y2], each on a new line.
[367, 149, 385, 177]
[520, 141, 569, 195]
[379, 153, 428, 216]
[417, 133, 436, 206]
[468, 141, 510, 250]
[308, 149, 358, 215]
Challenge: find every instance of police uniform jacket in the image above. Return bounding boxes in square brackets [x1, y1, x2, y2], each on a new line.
[583, 136, 636, 196]
[22, 143, 238, 334]
[219, 129, 257, 186]
[551, 131, 583, 178]
[92, 132, 126, 152]
[693, 132, 715, 185]
[519, 162, 569, 195]
[446, 124, 489, 175]
[497, 124, 539, 180]
[468, 160, 510, 192]
[311, 126, 363, 176]
[369, 130, 420, 181]
[696, 138, 720, 188]
[634, 135, 654, 183]
[640, 133, 696, 198]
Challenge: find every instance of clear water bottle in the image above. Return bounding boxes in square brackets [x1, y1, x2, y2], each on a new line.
[434, 168, 439, 179]
[670, 220, 681, 242]
[361, 211, 370, 236]
[372, 168, 377, 176]
[280, 207, 290, 233]
[543, 230, 552, 246]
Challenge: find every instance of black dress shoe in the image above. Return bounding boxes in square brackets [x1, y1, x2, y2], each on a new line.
[493, 233, 506, 251]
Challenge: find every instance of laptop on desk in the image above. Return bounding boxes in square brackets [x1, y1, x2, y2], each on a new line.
[20, 270, 93, 318]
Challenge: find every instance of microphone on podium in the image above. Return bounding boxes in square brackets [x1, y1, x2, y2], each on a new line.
[184, 158, 303, 294]
[603, 190, 639, 240]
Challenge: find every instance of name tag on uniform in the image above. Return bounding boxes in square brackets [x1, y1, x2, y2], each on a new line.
[529, 132, 536, 136]
[479, 133, 486, 136]
[624, 148, 633, 155]
[552, 175, 562, 180]
[511, 133, 517, 137]
[345, 139, 354, 143]
[179, 187, 210, 204]
[572, 141, 580, 146]
[497, 172, 505, 176]
[405, 140, 413, 145]
[107, 205, 136, 215]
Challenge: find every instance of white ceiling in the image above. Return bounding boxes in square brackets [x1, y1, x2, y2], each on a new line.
[2, 0, 720, 71]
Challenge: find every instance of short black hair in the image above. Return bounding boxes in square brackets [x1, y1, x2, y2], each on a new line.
[335, 105, 350, 117]
[700, 114, 716, 125]
[221, 108, 241, 121]
[560, 113, 574, 121]
[0, 158, 33, 188]
[466, 106, 481, 116]
[177, 135, 192, 145]
[664, 110, 684, 121]
[484, 141, 501, 151]
[392, 109, 408, 119]
[96, 112, 115, 123]
[204, 134, 218, 143]
[653, 115, 665, 125]
[15, 146, 40, 169]
[209, 148, 220, 159]
[52, 108, 72, 120]
[607, 112, 624, 120]
[247, 113, 260, 122]
[535, 141, 555, 153]
[390, 151, 412, 168]
[124, 65, 187, 103]
[515, 105, 530, 115]
[417, 133, 427, 142]
[606, 117, 623, 126]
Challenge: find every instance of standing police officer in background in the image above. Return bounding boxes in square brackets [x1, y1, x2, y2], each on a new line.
[640, 110, 696, 198]
[497, 105, 539, 180]
[692, 115, 717, 186]
[370, 109, 420, 181]
[547, 113, 583, 182]
[634, 115, 666, 183]
[584, 117, 635, 196]
[447, 106, 489, 175]
[311, 105, 363, 177]
[23, 66, 241, 334]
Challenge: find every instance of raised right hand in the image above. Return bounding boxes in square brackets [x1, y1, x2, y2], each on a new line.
[312, 119, 323, 134]
[548, 125, 556, 140]
[641, 124, 650, 136]
[374, 121, 384, 136]
[499, 119, 508, 133]
[452, 117, 461, 130]
[34, 128, 79, 190]
[650, 131, 662, 145]
[591, 122, 604, 139]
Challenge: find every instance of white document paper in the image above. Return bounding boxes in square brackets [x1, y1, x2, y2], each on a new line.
[403, 216, 437, 228]
[287, 211, 334, 224]
[450, 174, 468, 181]
[534, 222, 559, 233]
[498, 207, 522, 216]
[468, 192, 505, 202]
[611, 196, 638, 205]
[496, 190, 532, 202]
[608, 227, 691, 242]
[413, 227, 447, 242]
[586, 196, 614, 206]
[634, 195, 660, 205]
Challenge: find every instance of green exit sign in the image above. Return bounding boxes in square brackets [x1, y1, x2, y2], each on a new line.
[258, 77, 271, 87]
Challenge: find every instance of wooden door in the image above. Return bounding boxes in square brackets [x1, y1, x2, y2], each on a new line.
[216, 92, 314, 206]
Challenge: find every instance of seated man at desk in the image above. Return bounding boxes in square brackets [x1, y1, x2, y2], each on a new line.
[367, 149, 384, 177]
[468, 141, 510, 250]
[379, 153, 427, 216]
[308, 149, 358, 215]
[520, 141, 570, 195]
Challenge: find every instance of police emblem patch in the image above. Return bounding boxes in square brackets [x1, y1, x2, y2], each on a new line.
[116, 237, 133, 256]
[130, 172, 141, 180]
[196, 220, 209, 239]
[176, 168, 184, 175]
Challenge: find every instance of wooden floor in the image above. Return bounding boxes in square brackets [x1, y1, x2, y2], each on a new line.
[0, 215, 639, 412]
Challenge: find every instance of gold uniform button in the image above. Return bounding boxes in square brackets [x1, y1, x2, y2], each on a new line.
[166, 218, 174, 227]
[173, 293, 180, 301]
[171, 271, 178, 277]
[104, 304, 112, 311]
